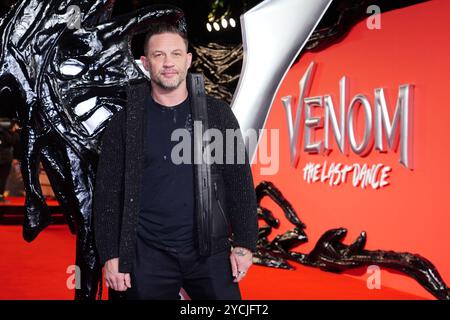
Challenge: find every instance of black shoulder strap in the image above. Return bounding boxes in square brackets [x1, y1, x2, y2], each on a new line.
[187, 73, 212, 256]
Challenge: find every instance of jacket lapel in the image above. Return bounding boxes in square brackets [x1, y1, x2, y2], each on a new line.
[188, 73, 212, 255]
[119, 79, 149, 270]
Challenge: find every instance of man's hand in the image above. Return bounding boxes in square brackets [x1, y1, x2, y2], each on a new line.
[230, 247, 253, 283]
[104, 258, 131, 291]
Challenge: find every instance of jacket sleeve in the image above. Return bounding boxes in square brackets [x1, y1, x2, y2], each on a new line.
[93, 110, 125, 266]
[219, 101, 259, 253]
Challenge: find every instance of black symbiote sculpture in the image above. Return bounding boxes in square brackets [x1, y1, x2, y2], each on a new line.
[255, 181, 450, 300]
[0, 0, 185, 299]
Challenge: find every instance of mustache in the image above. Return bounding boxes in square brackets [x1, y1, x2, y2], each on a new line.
[160, 69, 179, 74]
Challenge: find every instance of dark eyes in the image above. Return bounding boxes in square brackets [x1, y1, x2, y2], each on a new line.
[153, 52, 182, 58]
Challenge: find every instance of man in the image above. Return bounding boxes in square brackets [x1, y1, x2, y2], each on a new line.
[93, 22, 259, 300]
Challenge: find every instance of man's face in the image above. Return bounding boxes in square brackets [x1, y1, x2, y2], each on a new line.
[140, 32, 192, 91]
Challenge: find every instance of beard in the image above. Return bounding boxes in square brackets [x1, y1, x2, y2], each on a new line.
[151, 68, 187, 90]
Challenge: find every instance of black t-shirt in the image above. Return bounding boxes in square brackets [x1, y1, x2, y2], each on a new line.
[138, 92, 196, 250]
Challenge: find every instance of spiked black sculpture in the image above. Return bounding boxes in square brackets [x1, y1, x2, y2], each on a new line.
[0, 0, 185, 299]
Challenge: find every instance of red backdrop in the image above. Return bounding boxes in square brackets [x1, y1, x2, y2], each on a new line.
[250, 0, 449, 299]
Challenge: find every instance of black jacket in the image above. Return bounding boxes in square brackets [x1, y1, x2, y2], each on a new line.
[93, 74, 259, 273]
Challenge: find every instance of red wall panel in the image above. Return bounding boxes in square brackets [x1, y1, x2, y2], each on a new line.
[251, 0, 449, 299]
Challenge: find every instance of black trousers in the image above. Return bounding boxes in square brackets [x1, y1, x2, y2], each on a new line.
[125, 236, 241, 300]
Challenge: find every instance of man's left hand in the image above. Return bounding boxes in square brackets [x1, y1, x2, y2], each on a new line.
[230, 247, 253, 283]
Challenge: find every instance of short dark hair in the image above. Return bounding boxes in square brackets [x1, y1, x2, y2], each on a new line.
[143, 22, 189, 55]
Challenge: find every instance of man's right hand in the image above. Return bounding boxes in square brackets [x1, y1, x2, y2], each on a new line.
[104, 258, 131, 291]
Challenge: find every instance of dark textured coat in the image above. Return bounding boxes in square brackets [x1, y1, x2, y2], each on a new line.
[93, 76, 259, 273]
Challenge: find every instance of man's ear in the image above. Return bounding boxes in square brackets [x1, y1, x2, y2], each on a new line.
[187, 52, 193, 69]
[140, 56, 149, 71]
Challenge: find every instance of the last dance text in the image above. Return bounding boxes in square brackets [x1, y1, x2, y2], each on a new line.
[302, 161, 392, 189]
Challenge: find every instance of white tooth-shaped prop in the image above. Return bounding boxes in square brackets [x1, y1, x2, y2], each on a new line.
[135, 59, 150, 78]
[60, 59, 85, 76]
[231, 0, 333, 163]
[74, 96, 98, 116]
[82, 106, 112, 135]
